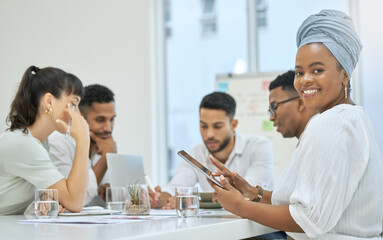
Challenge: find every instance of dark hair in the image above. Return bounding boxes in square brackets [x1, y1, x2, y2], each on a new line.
[199, 92, 236, 118]
[7, 66, 84, 133]
[269, 70, 298, 95]
[79, 84, 114, 115]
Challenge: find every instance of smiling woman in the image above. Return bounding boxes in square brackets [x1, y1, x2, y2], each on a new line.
[273, 10, 383, 238]
[294, 43, 351, 113]
[208, 9, 383, 240]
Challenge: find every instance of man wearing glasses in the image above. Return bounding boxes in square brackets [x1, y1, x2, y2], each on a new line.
[268, 70, 316, 139]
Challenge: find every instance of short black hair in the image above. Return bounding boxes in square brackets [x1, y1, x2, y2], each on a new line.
[269, 70, 297, 95]
[199, 92, 236, 118]
[79, 84, 114, 114]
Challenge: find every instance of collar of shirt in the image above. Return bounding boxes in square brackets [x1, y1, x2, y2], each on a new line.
[222, 132, 246, 166]
[25, 128, 49, 152]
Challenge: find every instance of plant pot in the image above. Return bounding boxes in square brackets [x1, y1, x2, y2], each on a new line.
[125, 184, 151, 215]
[125, 202, 150, 215]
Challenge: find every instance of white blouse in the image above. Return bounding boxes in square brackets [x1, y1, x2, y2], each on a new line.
[272, 104, 383, 240]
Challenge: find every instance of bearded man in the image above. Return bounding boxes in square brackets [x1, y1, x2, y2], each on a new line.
[150, 92, 274, 209]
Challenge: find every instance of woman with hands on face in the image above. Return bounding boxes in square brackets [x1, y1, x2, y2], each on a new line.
[0, 66, 90, 215]
[208, 10, 383, 240]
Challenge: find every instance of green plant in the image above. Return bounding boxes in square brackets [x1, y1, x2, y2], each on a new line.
[127, 184, 140, 205]
[125, 183, 150, 215]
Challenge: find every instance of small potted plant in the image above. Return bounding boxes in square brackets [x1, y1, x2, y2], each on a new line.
[125, 184, 150, 215]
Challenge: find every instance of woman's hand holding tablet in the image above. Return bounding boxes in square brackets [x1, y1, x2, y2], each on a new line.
[177, 150, 224, 189]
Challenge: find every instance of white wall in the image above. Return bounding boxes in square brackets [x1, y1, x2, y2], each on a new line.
[0, 0, 163, 182]
[358, 0, 383, 153]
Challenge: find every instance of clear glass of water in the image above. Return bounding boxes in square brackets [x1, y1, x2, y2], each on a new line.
[34, 189, 59, 218]
[106, 187, 126, 213]
[175, 186, 199, 217]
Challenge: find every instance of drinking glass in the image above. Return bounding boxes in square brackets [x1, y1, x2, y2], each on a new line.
[175, 186, 199, 217]
[34, 189, 59, 218]
[106, 187, 126, 213]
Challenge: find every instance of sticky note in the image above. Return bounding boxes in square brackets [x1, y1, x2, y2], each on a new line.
[217, 82, 229, 92]
[262, 120, 274, 131]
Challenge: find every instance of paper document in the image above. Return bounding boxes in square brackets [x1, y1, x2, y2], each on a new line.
[20, 209, 217, 224]
[20, 215, 156, 224]
[150, 209, 213, 216]
[20, 216, 122, 224]
[59, 206, 120, 216]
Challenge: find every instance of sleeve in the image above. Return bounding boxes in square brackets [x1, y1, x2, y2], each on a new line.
[243, 136, 274, 191]
[288, 111, 369, 238]
[5, 138, 64, 189]
[49, 133, 98, 204]
[48, 133, 75, 178]
[84, 169, 99, 206]
[162, 148, 200, 195]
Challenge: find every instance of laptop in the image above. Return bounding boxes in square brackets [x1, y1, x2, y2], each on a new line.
[106, 153, 145, 187]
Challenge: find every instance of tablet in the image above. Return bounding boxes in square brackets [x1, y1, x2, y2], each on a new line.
[177, 150, 224, 188]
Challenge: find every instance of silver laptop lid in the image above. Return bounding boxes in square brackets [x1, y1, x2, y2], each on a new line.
[106, 153, 145, 187]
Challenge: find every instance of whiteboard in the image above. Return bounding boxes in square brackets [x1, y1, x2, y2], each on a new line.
[216, 73, 297, 181]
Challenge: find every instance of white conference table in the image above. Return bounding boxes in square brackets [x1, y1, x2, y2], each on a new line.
[1, 209, 275, 240]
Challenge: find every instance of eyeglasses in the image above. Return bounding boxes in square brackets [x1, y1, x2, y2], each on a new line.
[267, 96, 299, 117]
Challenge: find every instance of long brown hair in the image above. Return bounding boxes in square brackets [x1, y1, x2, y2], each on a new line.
[7, 66, 84, 133]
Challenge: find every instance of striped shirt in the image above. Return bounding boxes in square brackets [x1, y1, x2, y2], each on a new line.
[272, 104, 383, 239]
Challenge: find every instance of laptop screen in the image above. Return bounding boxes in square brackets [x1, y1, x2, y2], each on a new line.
[106, 153, 145, 187]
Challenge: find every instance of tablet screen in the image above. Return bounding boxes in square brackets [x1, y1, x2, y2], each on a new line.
[177, 150, 224, 188]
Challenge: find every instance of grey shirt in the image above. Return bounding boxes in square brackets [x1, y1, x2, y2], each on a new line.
[0, 130, 63, 215]
[48, 131, 99, 206]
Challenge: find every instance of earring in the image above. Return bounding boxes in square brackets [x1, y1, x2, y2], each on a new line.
[45, 107, 53, 116]
[344, 84, 348, 99]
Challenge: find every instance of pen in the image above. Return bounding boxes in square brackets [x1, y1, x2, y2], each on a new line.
[65, 105, 75, 138]
[144, 174, 153, 189]
[145, 174, 160, 202]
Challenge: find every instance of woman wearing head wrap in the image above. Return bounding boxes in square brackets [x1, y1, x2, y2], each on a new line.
[208, 10, 383, 239]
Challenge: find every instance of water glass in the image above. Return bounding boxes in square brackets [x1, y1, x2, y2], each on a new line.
[175, 186, 199, 217]
[106, 187, 126, 213]
[35, 189, 59, 218]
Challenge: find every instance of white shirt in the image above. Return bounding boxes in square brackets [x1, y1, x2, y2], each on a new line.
[0, 130, 64, 215]
[272, 104, 383, 240]
[48, 131, 99, 206]
[163, 132, 274, 195]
